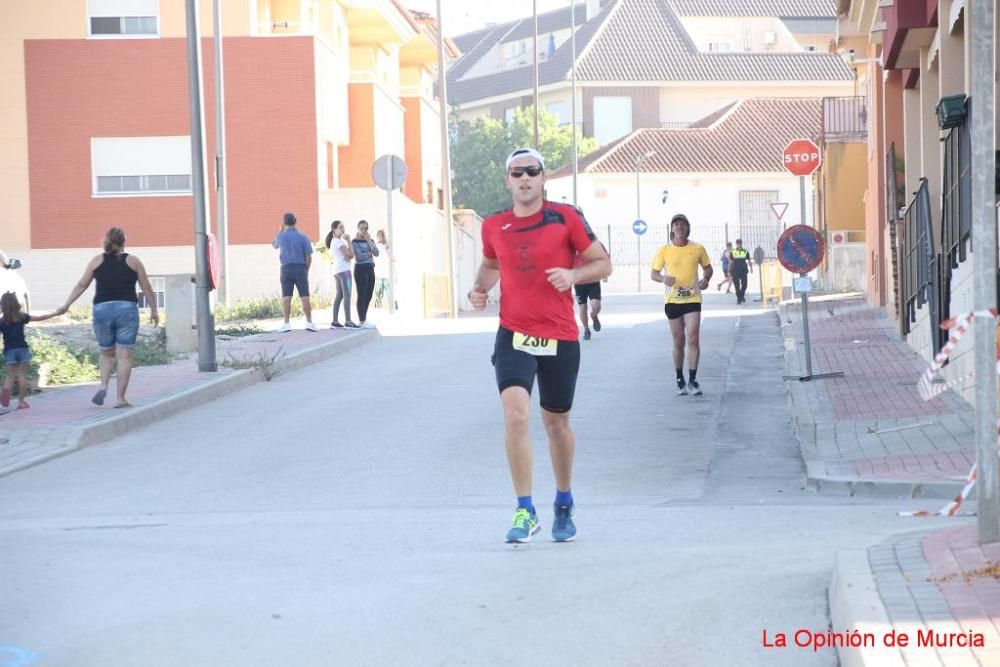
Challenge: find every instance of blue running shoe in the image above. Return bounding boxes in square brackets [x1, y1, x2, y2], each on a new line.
[505, 507, 540, 543]
[552, 504, 577, 542]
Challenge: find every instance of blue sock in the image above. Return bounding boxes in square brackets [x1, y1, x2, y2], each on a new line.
[555, 489, 573, 507]
[517, 496, 535, 514]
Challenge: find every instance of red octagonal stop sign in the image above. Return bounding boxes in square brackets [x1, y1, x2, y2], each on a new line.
[782, 139, 822, 176]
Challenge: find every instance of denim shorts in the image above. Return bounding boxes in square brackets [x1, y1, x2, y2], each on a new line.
[3, 347, 31, 366]
[280, 263, 310, 298]
[93, 301, 140, 350]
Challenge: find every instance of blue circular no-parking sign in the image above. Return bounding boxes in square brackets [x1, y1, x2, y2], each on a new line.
[776, 225, 825, 274]
[632, 219, 648, 236]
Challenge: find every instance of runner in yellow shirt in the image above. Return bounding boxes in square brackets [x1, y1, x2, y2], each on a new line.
[650, 214, 714, 396]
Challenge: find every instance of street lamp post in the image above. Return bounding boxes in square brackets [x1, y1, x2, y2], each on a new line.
[634, 150, 655, 291]
[436, 0, 456, 317]
[183, 0, 217, 372]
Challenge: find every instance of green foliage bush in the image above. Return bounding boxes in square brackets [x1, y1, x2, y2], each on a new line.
[0, 331, 99, 387]
[215, 295, 331, 322]
[450, 107, 599, 216]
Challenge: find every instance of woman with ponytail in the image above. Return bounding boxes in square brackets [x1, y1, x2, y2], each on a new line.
[59, 227, 159, 408]
[326, 220, 357, 328]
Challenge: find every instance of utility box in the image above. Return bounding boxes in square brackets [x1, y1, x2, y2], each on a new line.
[162, 274, 197, 354]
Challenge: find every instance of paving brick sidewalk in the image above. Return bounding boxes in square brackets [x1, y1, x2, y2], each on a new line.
[832, 526, 1000, 666]
[0, 323, 377, 477]
[781, 294, 975, 497]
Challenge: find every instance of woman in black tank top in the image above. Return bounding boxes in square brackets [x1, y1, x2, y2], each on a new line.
[59, 227, 160, 408]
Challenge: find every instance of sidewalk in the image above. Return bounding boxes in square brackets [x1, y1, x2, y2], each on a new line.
[0, 320, 378, 478]
[780, 294, 1000, 665]
[831, 527, 1000, 667]
[781, 294, 975, 499]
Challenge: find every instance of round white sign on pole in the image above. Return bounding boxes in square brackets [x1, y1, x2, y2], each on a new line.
[372, 154, 408, 191]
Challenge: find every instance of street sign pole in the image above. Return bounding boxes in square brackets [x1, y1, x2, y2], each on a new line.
[373, 155, 408, 315]
[800, 272, 813, 377]
[777, 225, 842, 383]
[385, 157, 395, 314]
[799, 175, 807, 227]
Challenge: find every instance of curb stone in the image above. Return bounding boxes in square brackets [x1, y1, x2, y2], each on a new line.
[829, 549, 907, 667]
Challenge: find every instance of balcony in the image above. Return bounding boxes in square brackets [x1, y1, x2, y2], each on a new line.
[882, 0, 937, 69]
[822, 96, 868, 143]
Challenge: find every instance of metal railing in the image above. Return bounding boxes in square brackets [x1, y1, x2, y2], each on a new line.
[659, 121, 692, 129]
[901, 179, 938, 341]
[822, 96, 868, 142]
[937, 119, 973, 349]
[941, 120, 973, 268]
[886, 143, 903, 330]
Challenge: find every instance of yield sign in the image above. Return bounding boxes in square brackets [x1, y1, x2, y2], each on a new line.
[770, 203, 789, 221]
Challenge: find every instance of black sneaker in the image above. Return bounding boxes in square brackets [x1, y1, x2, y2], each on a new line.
[330, 321, 343, 329]
[592, 314, 601, 332]
[583, 329, 592, 340]
[345, 321, 360, 329]
[689, 381, 703, 396]
[677, 380, 688, 396]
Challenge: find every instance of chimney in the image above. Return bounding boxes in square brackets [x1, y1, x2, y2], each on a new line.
[586, 0, 601, 21]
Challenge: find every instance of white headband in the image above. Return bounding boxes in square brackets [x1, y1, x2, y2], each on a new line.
[505, 148, 546, 170]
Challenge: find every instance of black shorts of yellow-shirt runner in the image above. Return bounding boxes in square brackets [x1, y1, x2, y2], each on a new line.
[491, 327, 581, 413]
[664, 302, 702, 320]
[573, 282, 601, 305]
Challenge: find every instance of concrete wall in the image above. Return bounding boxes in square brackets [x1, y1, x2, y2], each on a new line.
[658, 84, 852, 126]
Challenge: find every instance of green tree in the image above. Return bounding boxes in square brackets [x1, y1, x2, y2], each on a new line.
[450, 107, 598, 216]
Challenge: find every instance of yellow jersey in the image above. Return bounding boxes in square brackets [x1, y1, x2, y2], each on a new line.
[651, 242, 712, 304]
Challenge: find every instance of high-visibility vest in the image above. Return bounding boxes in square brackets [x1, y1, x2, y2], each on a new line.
[731, 248, 750, 260]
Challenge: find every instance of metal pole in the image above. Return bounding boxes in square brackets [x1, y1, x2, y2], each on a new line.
[436, 0, 457, 317]
[970, 0, 999, 544]
[385, 158, 396, 314]
[184, 0, 217, 372]
[799, 175, 807, 226]
[533, 0, 539, 149]
[636, 161, 641, 293]
[212, 0, 229, 304]
[800, 273, 812, 377]
[570, 0, 578, 206]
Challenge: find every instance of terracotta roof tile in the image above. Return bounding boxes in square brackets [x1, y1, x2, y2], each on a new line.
[667, 0, 837, 17]
[549, 97, 823, 176]
[447, 0, 850, 106]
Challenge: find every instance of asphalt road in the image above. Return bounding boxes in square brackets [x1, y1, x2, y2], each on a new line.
[0, 294, 930, 666]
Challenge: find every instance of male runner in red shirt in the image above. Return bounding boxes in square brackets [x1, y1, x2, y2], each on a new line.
[469, 148, 612, 543]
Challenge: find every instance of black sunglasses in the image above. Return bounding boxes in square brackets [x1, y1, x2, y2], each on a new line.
[509, 166, 543, 178]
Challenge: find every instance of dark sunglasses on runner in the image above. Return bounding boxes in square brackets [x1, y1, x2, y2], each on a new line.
[508, 166, 543, 178]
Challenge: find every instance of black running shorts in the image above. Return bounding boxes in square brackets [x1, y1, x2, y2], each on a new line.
[664, 302, 702, 320]
[573, 282, 601, 305]
[491, 327, 581, 413]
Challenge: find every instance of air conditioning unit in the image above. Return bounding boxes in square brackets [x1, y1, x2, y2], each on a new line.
[763, 31, 777, 45]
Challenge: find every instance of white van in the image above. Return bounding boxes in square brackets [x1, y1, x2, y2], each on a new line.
[0, 250, 31, 312]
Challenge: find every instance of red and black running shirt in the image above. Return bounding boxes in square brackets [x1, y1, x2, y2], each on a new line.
[482, 201, 598, 341]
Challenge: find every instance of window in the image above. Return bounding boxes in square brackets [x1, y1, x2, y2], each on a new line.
[504, 106, 517, 124]
[92, 136, 192, 196]
[88, 0, 159, 37]
[138, 276, 165, 310]
[805, 45, 817, 52]
[593, 96, 632, 145]
[546, 101, 569, 125]
[708, 40, 733, 52]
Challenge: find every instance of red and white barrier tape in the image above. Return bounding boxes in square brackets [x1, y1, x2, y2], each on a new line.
[901, 309, 998, 518]
[899, 464, 978, 517]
